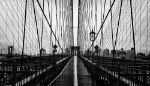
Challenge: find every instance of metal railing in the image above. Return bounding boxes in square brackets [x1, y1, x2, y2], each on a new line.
[81, 55, 150, 86]
[0, 55, 70, 86]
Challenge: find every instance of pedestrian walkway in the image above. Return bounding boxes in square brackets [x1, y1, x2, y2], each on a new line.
[50, 56, 102, 86]
[77, 57, 99, 86]
[51, 57, 73, 86]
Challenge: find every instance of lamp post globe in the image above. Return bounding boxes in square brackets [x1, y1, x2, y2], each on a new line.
[90, 29, 96, 41]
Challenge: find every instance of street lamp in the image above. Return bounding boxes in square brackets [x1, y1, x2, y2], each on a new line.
[94, 45, 99, 64]
[94, 45, 99, 53]
[89, 29, 96, 62]
[90, 29, 96, 41]
[52, 44, 57, 66]
[53, 44, 58, 54]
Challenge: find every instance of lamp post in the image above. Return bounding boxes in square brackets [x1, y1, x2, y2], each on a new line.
[53, 45, 58, 54]
[52, 44, 57, 66]
[94, 45, 99, 64]
[90, 29, 96, 63]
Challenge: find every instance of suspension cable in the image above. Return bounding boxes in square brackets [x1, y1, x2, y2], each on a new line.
[47, 0, 52, 53]
[41, 0, 44, 49]
[101, 0, 106, 51]
[146, 0, 148, 54]
[36, 0, 63, 52]
[95, 0, 97, 33]
[110, 0, 114, 50]
[101, 0, 106, 65]
[32, 0, 44, 67]
[21, 0, 28, 68]
[32, 0, 41, 52]
[95, 0, 116, 39]
[129, 0, 136, 63]
[89, 0, 116, 49]
[55, 0, 58, 45]
[99, 0, 102, 49]
[114, 0, 123, 49]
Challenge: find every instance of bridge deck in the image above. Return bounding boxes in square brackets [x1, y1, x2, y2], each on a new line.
[77, 56, 99, 86]
[50, 57, 73, 86]
[50, 56, 102, 86]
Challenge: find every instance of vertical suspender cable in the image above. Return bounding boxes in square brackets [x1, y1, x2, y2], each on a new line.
[55, 0, 58, 45]
[47, 0, 52, 53]
[32, 0, 40, 51]
[110, 0, 115, 76]
[110, 0, 114, 54]
[140, 1, 141, 52]
[72, 0, 73, 46]
[21, 0, 28, 69]
[77, 0, 80, 47]
[51, 0, 53, 53]
[111, 0, 122, 77]
[129, 0, 137, 74]
[91, 0, 93, 31]
[17, 0, 19, 54]
[146, 0, 148, 54]
[114, 0, 123, 48]
[95, 0, 97, 36]
[41, 0, 44, 50]
[102, 0, 106, 65]
[32, 0, 42, 66]
[40, 0, 45, 66]
[100, 0, 102, 50]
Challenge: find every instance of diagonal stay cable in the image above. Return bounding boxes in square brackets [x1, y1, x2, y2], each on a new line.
[96, 0, 116, 39]
[36, 0, 63, 52]
[89, 0, 116, 49]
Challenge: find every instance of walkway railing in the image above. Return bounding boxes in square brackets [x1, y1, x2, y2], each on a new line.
[81, 55, 150, 86]
[0, 55, 70, 86]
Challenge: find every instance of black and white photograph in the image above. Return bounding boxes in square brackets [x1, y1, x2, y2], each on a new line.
[0, 0, 150, 86]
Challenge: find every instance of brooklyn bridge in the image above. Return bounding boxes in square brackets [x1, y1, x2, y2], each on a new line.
[0, 0, 150, 86]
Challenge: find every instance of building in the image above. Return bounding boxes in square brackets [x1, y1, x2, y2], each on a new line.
[65, 48, 71, 55]
[41, 48, 46, 55]
[103, 48, 109, 57]
[110, 48, 127, 59]
[127, 48, 135, 59]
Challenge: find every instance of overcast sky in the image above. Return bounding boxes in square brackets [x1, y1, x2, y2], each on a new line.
[73, 0, 78, 46]
[0, 0, 150, 55]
